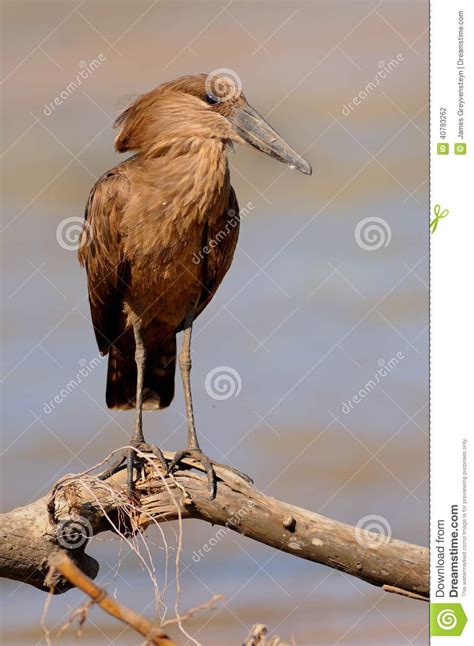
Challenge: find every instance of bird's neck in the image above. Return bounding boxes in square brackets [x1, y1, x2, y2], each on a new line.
[192, 139, 230, 218]
[146, 138, 231, 223]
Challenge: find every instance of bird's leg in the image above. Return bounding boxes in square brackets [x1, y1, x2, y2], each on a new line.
[131, 322, 146, 447]
[168, 309, 217, 497]
[180, 312, 200, 451]
[126, 323, 168, 492]
[168, 308, 252, 499]
[98, 325, 167, 491]
[168, 310, 252, 497]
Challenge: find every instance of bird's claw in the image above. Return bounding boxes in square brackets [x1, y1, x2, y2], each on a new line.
[130, 442, 168, 473]
[168, 448, 217, 499]
[97, 451, 127, 480]
[213, 463, 254, 485]
[127, 442, 168, 493]
[98, 443, 167, 496]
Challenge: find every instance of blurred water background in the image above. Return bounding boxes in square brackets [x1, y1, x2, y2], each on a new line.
[1, 1, 429, 644]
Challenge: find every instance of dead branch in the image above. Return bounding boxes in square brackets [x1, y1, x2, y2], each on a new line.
[48, 553, 175, 646]
[0, 450, 429, 601]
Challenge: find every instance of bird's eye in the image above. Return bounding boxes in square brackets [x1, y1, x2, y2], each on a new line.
[204, 93, 219, 105]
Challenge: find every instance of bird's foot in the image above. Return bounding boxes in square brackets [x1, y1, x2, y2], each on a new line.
[97, 451, 127, 480]
[127, 442, 168, 494]
[212, 461, 254, 486]
[98, 443, 167, 496]
[168, 448, 217, 498]
[168, 449, 253, 498]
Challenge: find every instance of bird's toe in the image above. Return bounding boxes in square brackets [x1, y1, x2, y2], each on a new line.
[168, 448, 217, 498]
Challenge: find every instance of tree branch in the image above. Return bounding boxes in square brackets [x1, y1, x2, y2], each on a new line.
[0, 451, 429, 600]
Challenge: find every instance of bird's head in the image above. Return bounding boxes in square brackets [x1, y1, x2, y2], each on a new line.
[114, 73, 312, 175]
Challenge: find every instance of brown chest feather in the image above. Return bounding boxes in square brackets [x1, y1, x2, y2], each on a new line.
[121, 145, 239, 328]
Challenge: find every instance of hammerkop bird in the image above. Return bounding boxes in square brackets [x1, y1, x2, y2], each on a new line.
[79, 73, 311, 496]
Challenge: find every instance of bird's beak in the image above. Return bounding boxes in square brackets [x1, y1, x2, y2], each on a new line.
[228, 104, 312, 175]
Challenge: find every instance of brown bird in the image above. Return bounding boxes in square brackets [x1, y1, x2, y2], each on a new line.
[79, 72, 311, 496]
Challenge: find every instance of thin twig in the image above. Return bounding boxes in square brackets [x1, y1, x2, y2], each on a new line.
[382, 584, 429, 601]
[48, 553, 176, 646]
[161, 594, 224, 627]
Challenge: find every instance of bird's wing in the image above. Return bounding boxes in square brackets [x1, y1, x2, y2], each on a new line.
[195, 186, 240, 317]
[78, 169, 129, 355]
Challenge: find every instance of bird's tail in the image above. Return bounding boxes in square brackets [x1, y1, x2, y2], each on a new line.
[106, 331, 176, 410]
